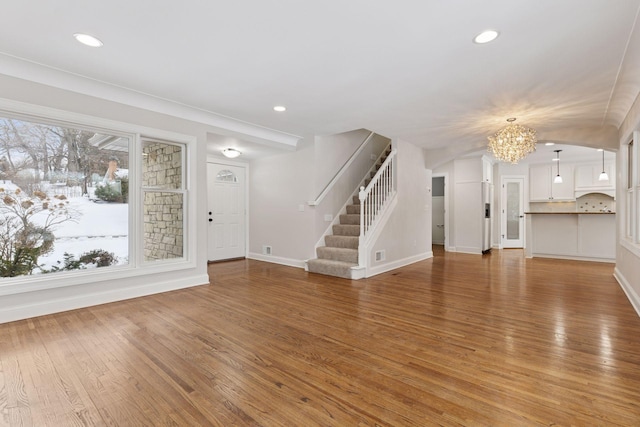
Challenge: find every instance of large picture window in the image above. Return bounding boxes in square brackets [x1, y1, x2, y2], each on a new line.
[0, 116, 129, 277]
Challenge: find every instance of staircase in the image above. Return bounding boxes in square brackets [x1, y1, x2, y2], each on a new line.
[307, 146, 393, 279]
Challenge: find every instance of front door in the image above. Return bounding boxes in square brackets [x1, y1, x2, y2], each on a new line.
[207, 163, 246, 261]
[501, 177, 525, 248]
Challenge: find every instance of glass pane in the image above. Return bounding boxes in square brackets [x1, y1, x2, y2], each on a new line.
[216, 170, 237, 183]
[506, 182, 520, 240]
[142, 141, 182, 190]
[144, 192, 183, 261]
[0, 117, 129, 277]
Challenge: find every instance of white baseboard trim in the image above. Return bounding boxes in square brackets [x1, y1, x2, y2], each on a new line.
[614, 267, 640, 318]
[366, 252, 433, 278]
[530, 253, 615, 263]
[0, 274, 210, 324]
[247, 252, 306, 269]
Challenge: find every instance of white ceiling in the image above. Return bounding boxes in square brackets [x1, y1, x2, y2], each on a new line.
[1, 1, 639, 162]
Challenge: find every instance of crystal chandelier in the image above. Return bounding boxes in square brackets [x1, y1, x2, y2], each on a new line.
[487, 118, 537, 164]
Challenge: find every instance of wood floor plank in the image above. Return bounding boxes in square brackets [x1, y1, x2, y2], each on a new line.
[1, 248, 639, 426]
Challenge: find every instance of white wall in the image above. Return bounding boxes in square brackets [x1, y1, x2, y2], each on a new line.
[311, 131, 390, 241]
[0, 74, 214, 323]
[615, 89, 640, 316]
[368, 139, 432, 275]
[248, 137, 316, 266]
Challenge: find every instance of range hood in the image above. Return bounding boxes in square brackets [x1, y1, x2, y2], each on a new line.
[575, 189, 615, 199]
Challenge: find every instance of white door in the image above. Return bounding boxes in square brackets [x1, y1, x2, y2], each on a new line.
[207, 163, 246, 261]
[501, 177, 525, 248]
[432, 177, 445, 245]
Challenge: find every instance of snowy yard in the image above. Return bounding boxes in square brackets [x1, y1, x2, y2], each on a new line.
[33, 195, 129, 272]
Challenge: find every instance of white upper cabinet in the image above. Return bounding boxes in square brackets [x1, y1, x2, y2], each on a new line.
[529, 163, 575, 201]
[574, 162, 615, 197]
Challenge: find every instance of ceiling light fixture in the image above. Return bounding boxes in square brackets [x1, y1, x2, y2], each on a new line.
[553, 150, 563, 184]
[473, 30, 499, 44]
[73, 33, 103, 47]
[598, 149, 609, 181]
[222, 148, 241, 158]
[487, 117, 537, 164]
[273, 105, 286, 112]
[545, 142, 555, 146]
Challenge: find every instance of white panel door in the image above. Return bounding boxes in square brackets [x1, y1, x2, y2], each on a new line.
[207, 163, 246, 261]
[502, 177, 525, 248]
[432, 196, 445, 245]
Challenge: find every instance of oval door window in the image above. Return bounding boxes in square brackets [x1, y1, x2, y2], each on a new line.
[215, 170, 237, 183]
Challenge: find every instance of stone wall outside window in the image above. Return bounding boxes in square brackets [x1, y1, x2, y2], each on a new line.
[143, 142, 184, 261]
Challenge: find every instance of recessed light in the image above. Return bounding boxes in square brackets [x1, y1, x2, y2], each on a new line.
[473, 30, 499, 44]
[545, 142, 555, 146]
[273, 105, 286, 112]
[73, 33, 103, 47]
[597, 148, 604, 152]
[222, 148, 241, 158]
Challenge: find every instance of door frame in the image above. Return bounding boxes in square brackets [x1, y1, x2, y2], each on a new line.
[500, 175, 526, 249]
[432, 172, 450, 251]
[206, 157, 249, 261]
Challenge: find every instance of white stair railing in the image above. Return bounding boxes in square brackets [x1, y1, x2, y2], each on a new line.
[358, 149, 397, 267]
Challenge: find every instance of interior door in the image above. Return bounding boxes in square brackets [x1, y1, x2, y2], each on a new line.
[501, 177, 525, 248]
[207, 163, 246, 261]
[432, 177, 445, 245]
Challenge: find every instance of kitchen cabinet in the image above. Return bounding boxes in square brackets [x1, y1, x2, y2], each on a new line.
[574, 162, 615, 197]
[529, 163, 575, 201]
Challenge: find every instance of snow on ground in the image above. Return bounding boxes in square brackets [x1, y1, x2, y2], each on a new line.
[32, 196, 129, 271]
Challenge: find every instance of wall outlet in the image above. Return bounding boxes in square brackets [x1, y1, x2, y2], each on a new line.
[262, 245, 272, 255]
[375, 250, 385, 262]
[298, 204, 305, 212]
[324, 214, 333, 222]
[370, 153, 377, 161]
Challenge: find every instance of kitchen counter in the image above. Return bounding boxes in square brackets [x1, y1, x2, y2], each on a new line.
[525, 212, 615, 262]
[525, 211, 615, 214]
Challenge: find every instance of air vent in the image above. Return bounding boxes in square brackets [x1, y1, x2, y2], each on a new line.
[262, 245, 272, 255]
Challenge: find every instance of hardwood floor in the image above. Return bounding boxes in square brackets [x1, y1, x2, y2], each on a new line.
[1, 248, 639, 426]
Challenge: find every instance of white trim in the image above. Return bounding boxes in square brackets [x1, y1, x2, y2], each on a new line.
[0, 274, 209, 324]
[246, 252, 306, 269]
[614, 267, 640, 318]
[0, 54, 301, 149]
[529, 253, 615, 263]
[365, 252, 433, 277]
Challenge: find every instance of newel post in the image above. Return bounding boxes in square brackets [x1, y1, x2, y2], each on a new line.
[358, 186, 366, 268]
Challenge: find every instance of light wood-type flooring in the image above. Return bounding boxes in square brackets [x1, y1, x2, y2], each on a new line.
[1, 247, 639, 426]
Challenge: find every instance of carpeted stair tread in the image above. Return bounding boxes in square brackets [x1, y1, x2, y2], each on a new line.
[307, 258, 356, 279]
[316, 246, 358, 263]
[346, 204, 361, 214]
[325, 235, 359, 249]
[339, 214, 360, 225]
[333, 224, 360, 236]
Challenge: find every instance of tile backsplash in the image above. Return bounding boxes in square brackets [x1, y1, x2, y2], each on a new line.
[529, 193, 615, 212]
[576, 193, 615, 212]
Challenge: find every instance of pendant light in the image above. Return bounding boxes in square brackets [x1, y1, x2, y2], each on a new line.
[553, 149, 563, 184]
[598, 149, 609, 181]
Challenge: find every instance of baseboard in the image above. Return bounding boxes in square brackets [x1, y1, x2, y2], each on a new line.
[366, 251, 432, 278]
[0, 274, 210, 324]
[530, 253, 615, 263]
[452, 246, 482, 255]
[614, 267, 640, 318]
[247, 252, 306, 269]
